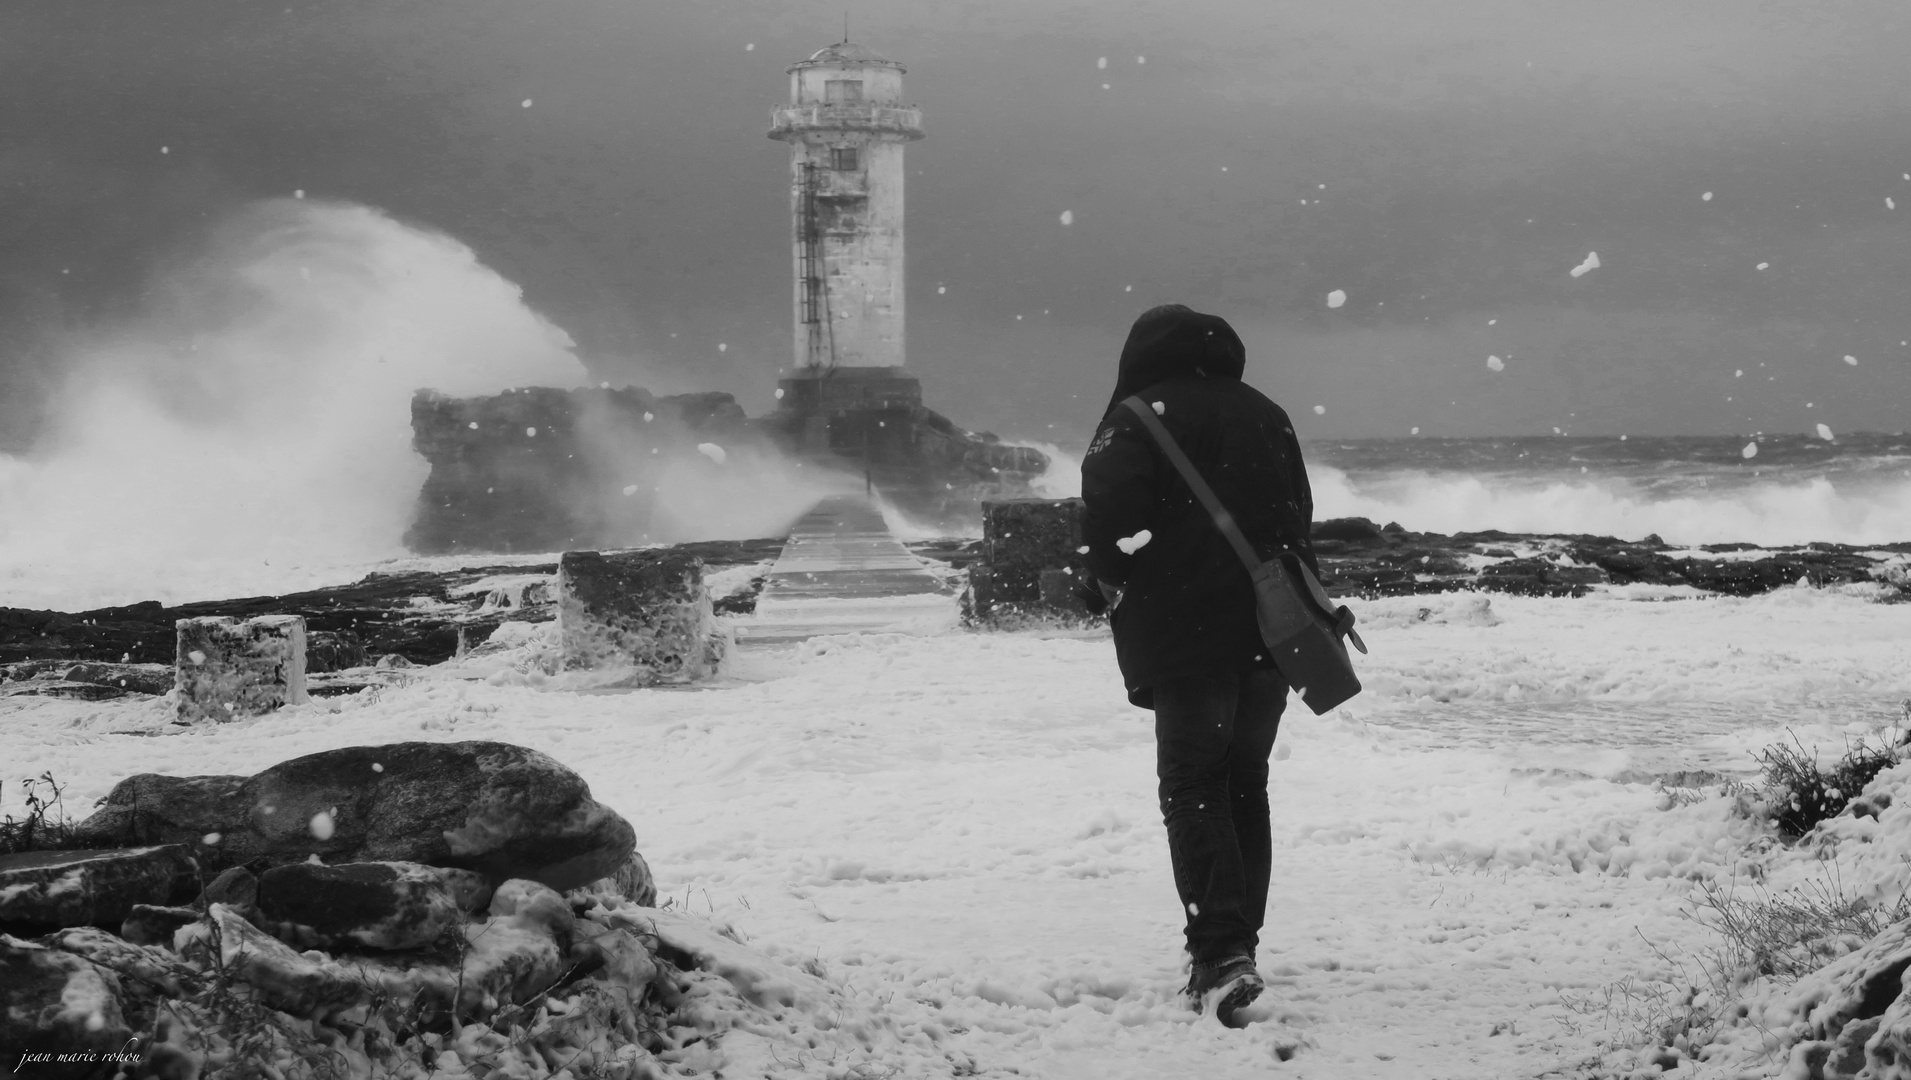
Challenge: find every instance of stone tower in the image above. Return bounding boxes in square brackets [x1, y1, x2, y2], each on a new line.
[768, 40, 924, 373]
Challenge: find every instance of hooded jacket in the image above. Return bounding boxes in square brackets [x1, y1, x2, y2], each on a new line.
[1080, 305, 1318, 707]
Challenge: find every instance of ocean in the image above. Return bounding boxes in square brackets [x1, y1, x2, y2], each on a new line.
[1027, 431, 1911, 548]
[1303, 432, 1911, 548]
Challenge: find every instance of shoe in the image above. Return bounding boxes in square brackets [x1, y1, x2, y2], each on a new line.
[1185, 955, 1264, 1028]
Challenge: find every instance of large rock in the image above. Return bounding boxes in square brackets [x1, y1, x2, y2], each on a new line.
[404, 384, 765, 555]
[557, 549, 722, 683]
[70, 741, 635, 892]
[0, 934, 137, 1076]
[0, 846, 198, 932]
[256, 861, 489, 951]
[175, 613, 309, 723]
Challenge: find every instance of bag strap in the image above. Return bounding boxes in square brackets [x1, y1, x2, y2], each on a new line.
[1120, 395, 1266, 580]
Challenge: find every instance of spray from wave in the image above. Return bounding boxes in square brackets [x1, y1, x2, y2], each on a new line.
[1311, 464, 1911, 547]
[1019, 441, 1083, 500]
[988, 435, 1911, 548]
[0, 199, 588, 609]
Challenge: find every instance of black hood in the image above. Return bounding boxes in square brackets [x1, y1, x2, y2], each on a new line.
[1104, 304, 1247, 416]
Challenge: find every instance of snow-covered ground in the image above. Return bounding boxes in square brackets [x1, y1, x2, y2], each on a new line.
[8, 584, 1911, 1078]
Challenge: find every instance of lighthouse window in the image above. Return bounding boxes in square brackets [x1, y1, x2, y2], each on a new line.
[825, 79, 865, 104]
[830, 147, 860, 171]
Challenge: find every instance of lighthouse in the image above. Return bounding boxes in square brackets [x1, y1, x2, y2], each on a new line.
[769, 40, 925, 429]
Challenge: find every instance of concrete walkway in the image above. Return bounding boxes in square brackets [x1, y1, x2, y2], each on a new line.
[738, 495, 956, 645]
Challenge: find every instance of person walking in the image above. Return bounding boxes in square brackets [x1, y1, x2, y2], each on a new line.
[1077, 304, 1320, 1028]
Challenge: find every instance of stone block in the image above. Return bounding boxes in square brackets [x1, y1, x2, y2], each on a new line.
[1038, 568, 1092, 616]
[970, 499, 1089, 620]
[982, 498, 1085, 595]
[175, 614, 308, 723]
[0, 846, 198, 932]
[557, 549, 719, 682]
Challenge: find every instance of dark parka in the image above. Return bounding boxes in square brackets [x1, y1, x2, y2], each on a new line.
[1080, 307, 1319, 708]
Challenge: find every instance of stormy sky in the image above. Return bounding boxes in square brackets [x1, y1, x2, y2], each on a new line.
[1, 0, 1908, 446]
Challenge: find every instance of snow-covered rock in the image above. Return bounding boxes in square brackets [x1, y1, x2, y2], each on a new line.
[0, 845, 198, 931]
[0, 934, 137, 1065]
[568, 849, 658, 909]
[255, 860, 488, 951]
[70, 740, 637, 892]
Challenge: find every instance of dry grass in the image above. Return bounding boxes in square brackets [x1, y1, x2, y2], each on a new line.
[0, 771, 73, 853]
[1755, 730, 1900, 839]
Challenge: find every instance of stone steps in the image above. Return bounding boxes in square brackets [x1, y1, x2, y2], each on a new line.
[738, 496, 954, 645]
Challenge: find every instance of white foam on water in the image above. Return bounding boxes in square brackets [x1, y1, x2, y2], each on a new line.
[1311, 464, 1911, 546]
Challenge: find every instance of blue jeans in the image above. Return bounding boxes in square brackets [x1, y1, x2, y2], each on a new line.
[1153, 668, 1285, 966]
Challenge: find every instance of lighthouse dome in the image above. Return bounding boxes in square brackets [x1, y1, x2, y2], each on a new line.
[800, 41, 903, 70]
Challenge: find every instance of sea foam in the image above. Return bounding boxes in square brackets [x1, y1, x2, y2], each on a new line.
[1311, 464, 1911, 547]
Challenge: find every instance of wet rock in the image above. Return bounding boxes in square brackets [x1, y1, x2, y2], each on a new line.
[1293, 528, 1911, 601]
[0, 934, 136, 1073]
[119, 904, 203, 948]
[174, 613, 308, 723]
[71, 741, 635, 892]
[1478, 557, 1606, 598]
[256, 861, 483, 951]
[557, 550, 722, 683]
[0, 846, 198, 932]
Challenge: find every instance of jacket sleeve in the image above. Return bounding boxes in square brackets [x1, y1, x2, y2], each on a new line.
[1080, 410, 1157, 587]
[1283, 423, 1321, 577]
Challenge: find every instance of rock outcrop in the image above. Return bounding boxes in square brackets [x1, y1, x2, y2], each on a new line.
[0, 536, 783, 674]
[70, 741, 635, 892]
[405, 384, 768, 554]
[0, 741, 717, 1077]
[405, 379, 1052, 553]
[939, 514, 1911, 612]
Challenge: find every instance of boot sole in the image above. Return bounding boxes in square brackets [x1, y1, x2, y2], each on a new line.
[1216, 978, 1265, 1030]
